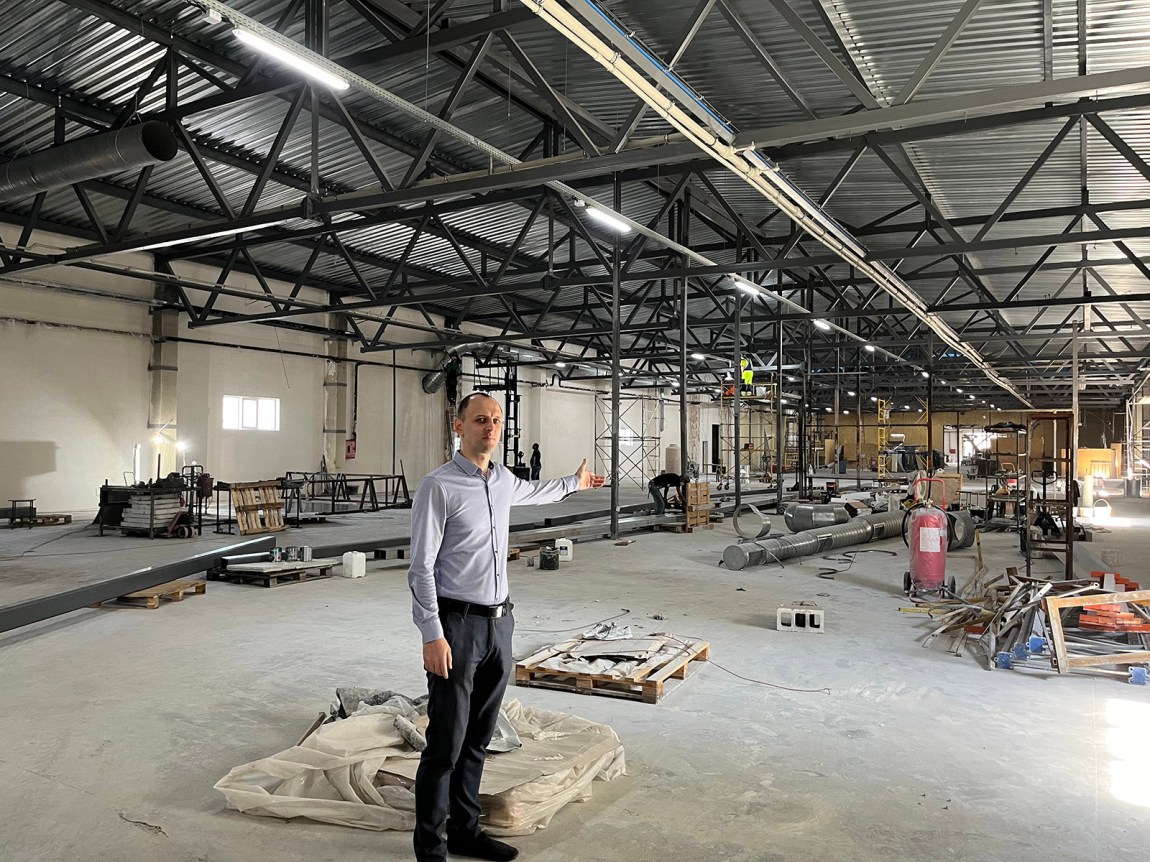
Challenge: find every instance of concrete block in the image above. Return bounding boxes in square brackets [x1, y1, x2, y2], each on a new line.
[776, 602, 825, 633]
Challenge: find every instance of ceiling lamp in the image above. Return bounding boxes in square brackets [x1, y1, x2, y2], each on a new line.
[233, 28, 350, 90]
[813, 319, 832, 331]
[134, 220, 284, 252]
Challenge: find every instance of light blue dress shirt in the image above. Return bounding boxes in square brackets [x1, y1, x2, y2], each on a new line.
[409, 452, 579, 642]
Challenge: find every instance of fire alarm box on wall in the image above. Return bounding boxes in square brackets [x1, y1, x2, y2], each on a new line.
[345, 437, 357, 460]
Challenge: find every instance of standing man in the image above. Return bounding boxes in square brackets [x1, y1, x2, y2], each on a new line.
[409, 393, 604, 862]
[529, 443, 541, 480]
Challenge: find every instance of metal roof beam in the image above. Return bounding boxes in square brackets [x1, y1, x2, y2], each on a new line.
[736, 66, 1150, 149]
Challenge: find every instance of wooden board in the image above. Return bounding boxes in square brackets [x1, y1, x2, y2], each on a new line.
[207, 564, 335, 588]
[515, 637, 710, 704]
[222, 557, 340, 573]
[102, 579, 206, 609]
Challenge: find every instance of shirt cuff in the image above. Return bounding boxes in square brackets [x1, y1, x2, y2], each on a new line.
[417, 617, 444, 643]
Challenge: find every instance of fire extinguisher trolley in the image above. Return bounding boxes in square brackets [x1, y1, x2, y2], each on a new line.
[902, 476, 957, 598]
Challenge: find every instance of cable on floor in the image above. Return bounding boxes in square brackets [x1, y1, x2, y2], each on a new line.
[515, 609, 631, 634]
[658, 633, 832, 696]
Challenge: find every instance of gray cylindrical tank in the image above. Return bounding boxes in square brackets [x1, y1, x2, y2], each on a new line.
[723, 510, 904, 571]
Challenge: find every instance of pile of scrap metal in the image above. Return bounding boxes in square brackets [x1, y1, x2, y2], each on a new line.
[918, 567, 1150, 684]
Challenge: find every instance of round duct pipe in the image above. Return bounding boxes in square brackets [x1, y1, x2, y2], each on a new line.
[783, 503, 851, 533]
[732, 504, 771, 540]
[422, 370, 446, 394]
[0, 122, 179, 201]
[722, 510, 904, 571]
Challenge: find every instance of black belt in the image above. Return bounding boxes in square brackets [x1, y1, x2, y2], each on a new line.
[438, 596, 513, 618]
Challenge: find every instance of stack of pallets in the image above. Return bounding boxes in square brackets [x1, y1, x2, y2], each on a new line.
[121, 491, 186, 536]
[684, 482, 712, 532]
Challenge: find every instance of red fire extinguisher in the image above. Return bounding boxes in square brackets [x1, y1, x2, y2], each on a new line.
[902, 477, 956, 596]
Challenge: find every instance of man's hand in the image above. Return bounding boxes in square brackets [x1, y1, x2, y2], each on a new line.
[574, 458, 606, 490]
[423, 638, 452, 678]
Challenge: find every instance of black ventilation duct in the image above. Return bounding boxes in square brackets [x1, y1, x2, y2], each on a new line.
[0, 121, 179, 201]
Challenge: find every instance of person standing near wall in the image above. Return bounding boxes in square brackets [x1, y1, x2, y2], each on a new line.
[529, 443, 541, 480]
[408, 393, 604, 862]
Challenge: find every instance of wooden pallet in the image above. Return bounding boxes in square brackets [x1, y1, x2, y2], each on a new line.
[102, 579, 206, 609]
[208, 563, 335, 588]
[230, 481, 286, 536]
[653, 521, 712, 534]
[515, 637, 711, 704]
[507, 547, 521, 561]
[13, 513, 73, 527]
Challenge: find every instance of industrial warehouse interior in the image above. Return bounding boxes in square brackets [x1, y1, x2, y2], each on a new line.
[3, 1, 1150, 860]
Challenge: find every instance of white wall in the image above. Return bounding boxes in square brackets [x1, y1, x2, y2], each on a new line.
[0, 225, 714, 507]
[0, 289, 151, 510]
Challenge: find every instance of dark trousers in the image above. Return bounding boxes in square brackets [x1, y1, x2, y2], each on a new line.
[530, 466, 540, 480]
[649, 484, 666, 516]
[413, 609, 514, 862]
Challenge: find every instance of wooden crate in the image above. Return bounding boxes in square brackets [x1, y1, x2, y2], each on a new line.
[102, 579, 206, 609]
[230, 481, 286, 535]
[515, 637, 711, 704]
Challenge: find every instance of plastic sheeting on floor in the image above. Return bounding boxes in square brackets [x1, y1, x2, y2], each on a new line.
[214, 699, 626, 835]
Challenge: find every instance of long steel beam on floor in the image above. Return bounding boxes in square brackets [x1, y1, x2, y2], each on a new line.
[0, 536, 274, 635]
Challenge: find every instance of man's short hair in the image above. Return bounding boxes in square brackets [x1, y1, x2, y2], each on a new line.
[456, 392, 498, 419]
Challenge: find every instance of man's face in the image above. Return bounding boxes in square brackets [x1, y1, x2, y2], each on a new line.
[455, 396, 503, 458]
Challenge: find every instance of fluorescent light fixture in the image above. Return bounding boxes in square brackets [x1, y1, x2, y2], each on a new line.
[582, 204, 632, 234]
[969, 394, 975, 400]
[813, 319, 831, 331]
[786, 376, 796, 382]
[870, 396, 878, 402]
[940, 379, 948, 386]
[843, 410, 850, 415]
[864, 344, 876, 353]
[555, 361, 566, 368]
[135, 220, 284, 252]
[847, 390, 856, 396]
[955, 388, 963, 394]
[233, 28, 350, 90]
[691, 352, 706, 360]
[917, 408, 924, 413]
[824, 406, 832, 413]
[903, 405, 910, 410]
[921, 370, 929, 379]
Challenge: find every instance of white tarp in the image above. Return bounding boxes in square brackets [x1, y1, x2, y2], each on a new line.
[214, 699, 625, 836]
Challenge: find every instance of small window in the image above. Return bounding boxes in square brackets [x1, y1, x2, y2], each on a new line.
[223, 395, 280, 431]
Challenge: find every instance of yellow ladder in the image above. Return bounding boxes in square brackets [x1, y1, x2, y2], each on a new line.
[876, 398, 891, 481]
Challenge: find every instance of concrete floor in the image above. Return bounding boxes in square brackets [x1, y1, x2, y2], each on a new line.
[2, 488, 1149, 861]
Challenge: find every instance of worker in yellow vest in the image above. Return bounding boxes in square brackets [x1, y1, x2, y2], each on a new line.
[740, 357, 754, 394]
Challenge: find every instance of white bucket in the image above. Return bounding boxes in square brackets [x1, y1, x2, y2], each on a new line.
[556, 538, 574, 562]
[341, 551, 366, 578]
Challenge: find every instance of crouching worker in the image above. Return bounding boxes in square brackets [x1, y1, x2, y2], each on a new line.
[648, 471, 683, 516]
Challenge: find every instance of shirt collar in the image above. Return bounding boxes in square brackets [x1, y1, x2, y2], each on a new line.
[452, 451, 490, 477]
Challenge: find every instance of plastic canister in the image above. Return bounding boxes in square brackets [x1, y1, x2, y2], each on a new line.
[555, 538, 574, 562]
[539, 547, 560, 570]
[341, 551, 366, 578]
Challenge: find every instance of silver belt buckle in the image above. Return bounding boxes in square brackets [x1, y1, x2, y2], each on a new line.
[492, 604, 505, 618]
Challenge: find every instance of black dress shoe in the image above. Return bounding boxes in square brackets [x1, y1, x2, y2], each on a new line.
[446, 831, 519, 861]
